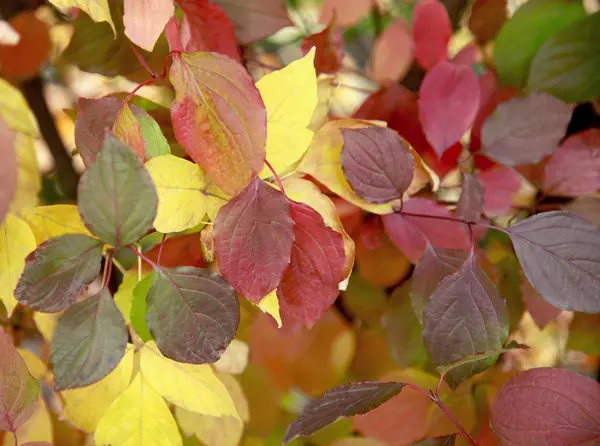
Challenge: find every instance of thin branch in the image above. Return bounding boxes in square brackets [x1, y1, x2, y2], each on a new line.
[265, 159, 287, 196]
[432, 396, 479, 445]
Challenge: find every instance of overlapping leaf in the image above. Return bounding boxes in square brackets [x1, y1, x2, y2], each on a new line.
[20, 205, 91, 244]
[48, 0, 116, 34]
[412, 0, 451, 71]
[130, 272, 153, 341]
[456, 173, 485, 222]
[301, 20, 344, 75]
[123, 0, 174, 51]
[477, 166, 521, 216]
[369, 18, 414, 85]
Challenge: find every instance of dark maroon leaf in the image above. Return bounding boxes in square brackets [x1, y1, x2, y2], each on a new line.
[15, 234, 102, 313]
[0, 118, 16, 223]
[146, 266, 240, 364]
[284, 381, 406, 444]
[492, 368, 600, 445]
[423, 253, 509, 388]
[277, 201, 345, 327]
[51, 290, 128, 390]
[418, 62, 481, 156]
[341, 127, 415, 204]
[411, 434, 457, 445]
[301, 20, 344, 75]
[481, 93, 573, 166]
[456, 173, 485, 222]
[214, 177, 294, 302]
[506, 211, 600, 313]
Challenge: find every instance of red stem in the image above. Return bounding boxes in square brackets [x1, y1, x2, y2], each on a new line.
[101, 255, 113, 291]
[129, 246, 156, 268]
[264, 159, 286, 196]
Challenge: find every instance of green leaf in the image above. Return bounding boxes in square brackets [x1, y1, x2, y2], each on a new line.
[131, 272, 154, 341]
[493, 0, 585, 87]
[51, 289, 128, 391]
[435, 341, 529, 376]
[529, 12, 600, 103]
[78, 133, 158, 248]
[137, 113, 171, 159]
[15, 234, 102, 313]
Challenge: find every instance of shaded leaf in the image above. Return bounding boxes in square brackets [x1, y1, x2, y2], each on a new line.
[456, 173, 484, 222]
[564, 197, 600, 227]
[3, 397, 51, 446]
[411, 436, 456, 446]
[567, 313, 600, 355]
[468, 0, 507, 43]
[284, 382, 406, 444]
[492, 368, 600, 444]
[0, 13, 48, 82]
[78, 133, 158, 248]
[522, 277, 561, 329]
[0, 119, 16, 223]
[20, 205, 91, 244]
[319, 0, 371, 27]
[51, 290, 128, 390]
[301, 20, 344, 75]
[506, 211, 600, 313]
[477, 167, 521, 216]
[169, 52, 266, 195]
[369, 19, 414, 85]
[481, 93, 573, 166]
[15, 234, 102, 313]
[130, 272, 153, 341]
[146, 266, 239, 364]
[123, 0, 174, 51]
[436, 341, 528, 376]
[49, 0, 115, 34]
[214, 177, 294, 301]
[412, 0, 451, 71]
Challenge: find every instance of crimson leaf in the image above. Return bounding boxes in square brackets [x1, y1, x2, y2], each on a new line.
[506, 211, 600, 313]
[146, 266, 239, 364]
[492, 368, 600, 444]
[301, 20, 344, 75]
[15, 234, 102, 312]
[341, 127, 414, 204]
[456, 173, 484, 222]
[412, 0, 451, 71]
[51, 290, 128, 390]
[214, 177, 294, 301]
[284, 381, 406, 444]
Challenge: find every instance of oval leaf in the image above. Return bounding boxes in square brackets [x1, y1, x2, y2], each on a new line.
[123, 0, 174, 52]
[369, 18, 414, 85]
[506, 211, 600, 313]
[341, 127, 415, 204]
[15, 234, 102, 313]
[412, 0, 451, 71]
[51, 289, 128, 390]
[146, 266, 240, 364]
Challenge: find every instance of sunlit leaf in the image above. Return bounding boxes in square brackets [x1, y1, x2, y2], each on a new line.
[20, 205, 91, 244]
[256, 290, 282, 328]
[412, 0, 451, 71]
[113, 102, 146, 161]
[410, 436, 457, 446]
[49, 0, 116, 34]
[213, 339, 249, 375]
[130, 272, 153, 341]
[123, 0, 174, 51]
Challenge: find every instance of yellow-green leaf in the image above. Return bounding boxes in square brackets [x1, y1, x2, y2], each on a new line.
[48, 0, 116, 35]
[20, 205, 91, 244]
[0, 78, 37, 135]
[114, 271, 144, 325]
[256, 290, 282, 328]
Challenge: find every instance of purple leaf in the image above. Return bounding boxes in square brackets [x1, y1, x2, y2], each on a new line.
[214, 177, 294, 302]
[15, 234, 102, 313]
[492, 368, 600, 445]
[146, 266, 239, 364]
[456, 173, 485, 222]
[341, 127, 414, 204]
[506, 211, 600, 313]
[423, 253, 509, 388]
[284, 381, 406, 444]
[481, 93, 573, 166]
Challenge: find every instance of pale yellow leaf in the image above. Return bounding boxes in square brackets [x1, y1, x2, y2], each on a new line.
[0, 78, 37, 135]
[62, 346, 135, 432]
[33, 312, 58, 343]
[145, 155, 227, 233]
[0, 214, 36, 315]
[49, 0, 116, 35]
[20, 204, 91, 244]
[257, 49, 317, 177]
[214, 339, 249, 375]
[10, 133, 40, 213]
[95, 372, 182, 446]
[140, 341, 238, 418]
[17, 349, 47, 381]
[3, 398, 52, 446]
[114, 271, 143, 324]
[255, 290, 281, 328]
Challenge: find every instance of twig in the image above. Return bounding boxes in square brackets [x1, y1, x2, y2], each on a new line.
[265, 160, 287, 196]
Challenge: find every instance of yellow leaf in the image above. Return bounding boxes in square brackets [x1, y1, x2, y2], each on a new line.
[20, 205, 91, 244]
[0, 213, 36, 315]
[48, 0, 116, 35]
[10, 133, 40, 213]
[62, 346, 135, 432]
[214, 339, 249, 375]
[114, 271, 144, 324]
[255, 290, 282, 328]
[257, 49, 317, 177]
[0, 78, 37, 135]
[145, 155, 227, 233]
[17, 349, 47, 381]
[3, 398, 52, 446]
[140, 341, 238, 418]
[95, 372, 182, 446]
[33, 312, 58, 343]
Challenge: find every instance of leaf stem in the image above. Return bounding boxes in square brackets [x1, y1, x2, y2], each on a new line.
[101, 254, 113, 291]
[129, 246, 156, 269]
[264, 160, 287, 196]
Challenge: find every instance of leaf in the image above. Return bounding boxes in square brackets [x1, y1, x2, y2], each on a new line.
[277, 201, 346, 327]
[130, 272, 153, 341]
[78, 133, 158, 248]
[410, 435, 456, 446]
[113, 272, 140, 324]
[435, 341, 528, 376]
[491, 368, 600, 444]
[3, 398, 52, 446]
[10, 135, 40, 214]
[14, 234, 102, 313]
[146, 266, 240, 363]
[123, 0, 174, 51]
[256, 289, 282, 328]
[141, 234, 206, 272]
[140, 341, 238, 417]
[51, 289, 128, 390]
[382, 198, 471, 263]
[567, 313, 600, 355]
[468, 0, 507, 43]
[419, 62, 481, 156]
[113, 102, 146, 161]
[456, 173, 484, 222]
[529, 11, 600, 103]
[477, 167, 521, 216]
[319, 0, 371, 27]
[301, 20, 344, 75]
[423, 254, 509, 388]
[544, 129, 600, 196]
[19, 205, 91, 244]
[214, 177, 294, 301]
[48, 0, 116, 35]
[506, 211, 600, 313]
[61, 346, 134, 432]
[0, 13, 48, 82]
[412, 0, 451, 71]
[369, 18, 414, 85]
[169, 52, 266, 195]
[0, 119, 16, 223]
[0, 78, 37, 135]
[493, 0, 585, 88]
[481, 93, 573, 166]
[256, 50, 317, 177]
[94, 372, 183, 446]
[0, 329, 39, 432]
[146, 155, 226, 233]
[214, 339, 249, 375]
[564, 197, 600, 227]
[341, 127, 415, 204]
[284, 382, 406, 444]
[137, 110, 171, 159]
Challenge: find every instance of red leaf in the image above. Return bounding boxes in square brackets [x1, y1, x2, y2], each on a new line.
[492, 368, 600, 445]
[141, 233, 205, 272]
[214, 177, 294, 301]
[369, 18, 414, 85]
[419, 62, 481, 157]
[0, 118, 16, 223]
[382, 198, 470, 263]
[319, 0, 371, 27]
[412, 0, 451, 71]
[169, 52, 266, 195]
[521, 277, 561, 329]
[477, 167, 521, 216]
[341, 127, 415, 204]
[123, 0, 174, 51]
[544, 129, 600, 197]
[451, 43, 478, 66]
[456, 173, 485, 222]
[470, 70, 500, 153]
[301, 21, 344, 75]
